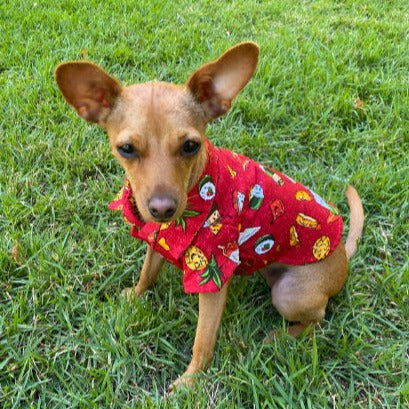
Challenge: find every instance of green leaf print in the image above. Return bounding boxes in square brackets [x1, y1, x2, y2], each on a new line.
[174, 209, 200, 231]
[199, 254, 223, 289]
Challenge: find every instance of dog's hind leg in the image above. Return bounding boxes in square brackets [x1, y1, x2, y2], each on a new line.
[261, 243, 348, 338]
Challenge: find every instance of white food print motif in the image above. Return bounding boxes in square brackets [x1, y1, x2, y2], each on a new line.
[199, 175, 216, 201]
[233, 190, 245, 214]
[254, 234, 275, 255]
[218, 242, 240, 264]
[238, 226, 261, 245]
[249, 184, 264, 209]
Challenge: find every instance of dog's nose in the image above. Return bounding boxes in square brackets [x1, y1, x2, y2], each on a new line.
[148, 195, 177, 220]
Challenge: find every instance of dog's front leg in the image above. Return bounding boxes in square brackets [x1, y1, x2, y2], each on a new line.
[122, 246, 164, 298]
[170, 279, 231, 391]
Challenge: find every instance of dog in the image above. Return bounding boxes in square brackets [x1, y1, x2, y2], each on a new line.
[55, 42, 364, 391]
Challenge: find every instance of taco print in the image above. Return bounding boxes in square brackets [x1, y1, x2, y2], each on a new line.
[296, 213, 321, 230]
[327, 212, 340, 224]
[112, 187, 125, 202]
[148, 230, 158, 242]
[160, 222, 172, 230]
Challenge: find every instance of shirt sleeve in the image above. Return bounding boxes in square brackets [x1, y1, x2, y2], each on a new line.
[181, 223, 240, 293]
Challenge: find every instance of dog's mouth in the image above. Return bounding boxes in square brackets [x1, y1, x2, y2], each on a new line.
[143, 210, 186, 225]
[133, 193, 186, 225]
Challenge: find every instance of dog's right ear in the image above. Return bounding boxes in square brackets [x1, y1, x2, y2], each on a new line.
[187, 42, 259, 121]
[55, 62, 122, 124]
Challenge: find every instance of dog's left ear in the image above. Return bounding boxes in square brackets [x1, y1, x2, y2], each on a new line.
[187, 42, 259, 121]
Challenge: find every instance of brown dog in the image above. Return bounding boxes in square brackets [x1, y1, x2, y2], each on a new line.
[55, 42, 364, 391]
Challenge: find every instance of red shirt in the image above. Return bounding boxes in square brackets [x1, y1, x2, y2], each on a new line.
[109, 140, 343, 293]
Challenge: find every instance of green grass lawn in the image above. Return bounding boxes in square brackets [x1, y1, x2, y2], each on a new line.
[1, 0, 408, 407]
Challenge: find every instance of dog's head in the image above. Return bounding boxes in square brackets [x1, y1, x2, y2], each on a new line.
[55, 42, 259, 223]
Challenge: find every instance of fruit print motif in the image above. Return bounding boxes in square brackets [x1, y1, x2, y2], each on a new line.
[313, 236, 331, 260]
[174, 209, 200, 231]
[199, 254, 224, 289]
[185, 245, 208, 271]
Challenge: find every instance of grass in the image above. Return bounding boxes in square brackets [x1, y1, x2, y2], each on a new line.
[1, 0, 408, 407]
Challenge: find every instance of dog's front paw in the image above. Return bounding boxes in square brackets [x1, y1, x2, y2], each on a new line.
[121, 286, 143, 301]
[168, 373, 196, 394]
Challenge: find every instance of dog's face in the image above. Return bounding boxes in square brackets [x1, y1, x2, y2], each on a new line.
[104, 81, 208, 223]
[55, 42, 259, 223]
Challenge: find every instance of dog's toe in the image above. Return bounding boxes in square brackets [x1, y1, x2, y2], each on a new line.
[168, 373, 196, 394]
[121, 287, 138, 301]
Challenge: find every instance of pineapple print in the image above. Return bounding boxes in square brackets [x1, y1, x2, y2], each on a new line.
[185, 245, 208, 271]
[174, 209, 200, 231]
[199, 254, 224, 289]
[313, 235, 331, 260]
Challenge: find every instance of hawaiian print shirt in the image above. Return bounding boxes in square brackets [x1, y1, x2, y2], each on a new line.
[109, 140, 343, 293]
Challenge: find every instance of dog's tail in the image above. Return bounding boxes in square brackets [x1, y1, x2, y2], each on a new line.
[344, 185, 364, 260]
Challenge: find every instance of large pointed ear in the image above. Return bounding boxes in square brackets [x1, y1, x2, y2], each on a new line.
[186, 42, 259, 121]
[55, 62, 122, 124]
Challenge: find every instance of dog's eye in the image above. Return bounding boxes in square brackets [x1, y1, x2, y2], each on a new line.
[117, 144, 138, 159]
[181, 140, 201, 157]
